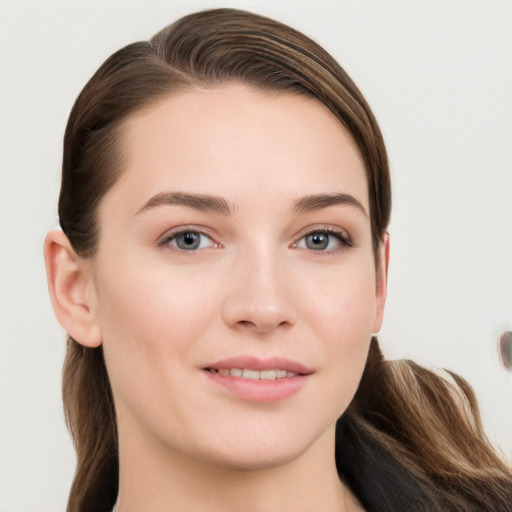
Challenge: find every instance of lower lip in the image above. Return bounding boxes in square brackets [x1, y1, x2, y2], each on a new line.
[204, 370, 309, 402]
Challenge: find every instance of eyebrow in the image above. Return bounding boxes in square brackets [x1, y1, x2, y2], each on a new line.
[293, 193, 368, 217]
[136, 191, 367, 218]
[136, 191, 234, 216]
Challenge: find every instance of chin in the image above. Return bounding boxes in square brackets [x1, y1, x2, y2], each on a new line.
[190, 421, 336, 473]
[204, 446, 307, 473]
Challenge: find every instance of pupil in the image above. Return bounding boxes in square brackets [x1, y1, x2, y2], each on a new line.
[307, 233, 328, 250]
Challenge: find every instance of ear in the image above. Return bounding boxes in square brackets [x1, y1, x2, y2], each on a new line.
[44, 230, 102, 347]
[372, 232, 390, 334]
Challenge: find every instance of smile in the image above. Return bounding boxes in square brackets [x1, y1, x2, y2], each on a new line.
[207, 368, 299, 380]
[203, 358, 311, 402]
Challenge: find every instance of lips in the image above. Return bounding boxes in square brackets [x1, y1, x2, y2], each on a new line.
[205, 355, 313, 375]
[203, 356, 313, 402]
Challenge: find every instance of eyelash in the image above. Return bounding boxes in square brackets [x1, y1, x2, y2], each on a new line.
[157, 227, 354, 253]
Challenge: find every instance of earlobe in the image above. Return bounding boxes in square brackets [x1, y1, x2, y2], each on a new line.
[372, 232, 390, 334]
[44, 230, 102, 347]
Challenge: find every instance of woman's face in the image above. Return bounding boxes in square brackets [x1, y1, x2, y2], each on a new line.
[89, 85, 387, 470]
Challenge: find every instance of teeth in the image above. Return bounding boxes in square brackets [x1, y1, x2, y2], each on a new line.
[210, 368, 299, 380]
[242, 369, 260, 380]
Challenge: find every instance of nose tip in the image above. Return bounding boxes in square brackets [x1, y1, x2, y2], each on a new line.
[221, 275, 298, 334]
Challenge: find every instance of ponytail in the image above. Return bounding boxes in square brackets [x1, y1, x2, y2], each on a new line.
[337, 338, 512, 511]
[62, 339, 118, 511]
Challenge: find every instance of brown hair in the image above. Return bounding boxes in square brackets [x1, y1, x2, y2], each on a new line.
[58, 9, 511, 511]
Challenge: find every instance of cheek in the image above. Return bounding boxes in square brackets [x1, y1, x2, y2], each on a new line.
[94, 259, 227, 440]
[305, 257, 377, 344]
[302, 258, 376, 410]
[93, 260, 220, 386]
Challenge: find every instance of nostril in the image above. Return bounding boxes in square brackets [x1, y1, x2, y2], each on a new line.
[235, 319, 286, 332]
[221, 291, 298, 332]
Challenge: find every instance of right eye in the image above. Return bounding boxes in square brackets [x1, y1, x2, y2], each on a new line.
[293, 228, 353, 253]
[158, 230, 217, 251]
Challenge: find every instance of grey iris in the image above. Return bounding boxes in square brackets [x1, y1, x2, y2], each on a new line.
[176, 232, 201, 250]
[305, 233, 329, 250]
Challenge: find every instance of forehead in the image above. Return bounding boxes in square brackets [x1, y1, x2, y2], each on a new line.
[110, 85, 368, 213]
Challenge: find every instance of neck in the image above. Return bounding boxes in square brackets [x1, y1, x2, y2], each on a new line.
[114, 424, 363, 512]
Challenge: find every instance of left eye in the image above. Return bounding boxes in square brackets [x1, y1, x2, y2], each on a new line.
[295, 230, 350, 251]
[162, 231, 215, 251]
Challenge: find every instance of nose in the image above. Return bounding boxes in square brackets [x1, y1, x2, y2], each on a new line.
[221, 250, 298, 334]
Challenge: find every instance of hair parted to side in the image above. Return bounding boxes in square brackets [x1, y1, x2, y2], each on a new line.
[58, 8, 511, 512]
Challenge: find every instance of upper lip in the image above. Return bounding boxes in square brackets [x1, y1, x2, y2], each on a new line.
[204, 356, 314, 375]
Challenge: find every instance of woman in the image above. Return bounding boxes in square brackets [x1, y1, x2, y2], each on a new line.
[44, 8, 511, 512]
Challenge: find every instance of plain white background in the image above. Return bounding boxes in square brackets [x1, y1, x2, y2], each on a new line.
[1, 1, 511, 510]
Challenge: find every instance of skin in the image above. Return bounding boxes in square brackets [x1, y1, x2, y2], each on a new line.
[45, 84, 389, 511]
